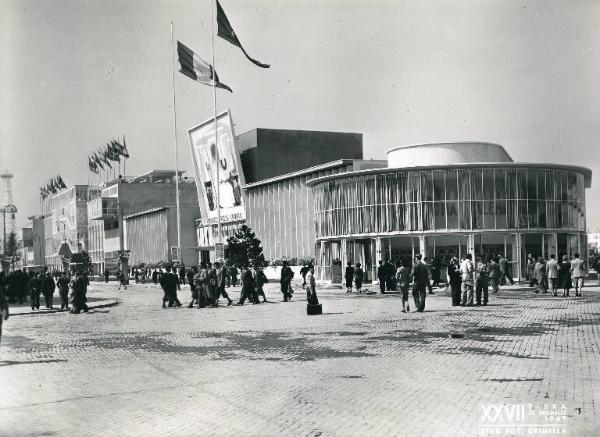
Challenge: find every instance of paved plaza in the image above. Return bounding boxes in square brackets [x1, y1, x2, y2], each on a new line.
[1, 279, 599, 436]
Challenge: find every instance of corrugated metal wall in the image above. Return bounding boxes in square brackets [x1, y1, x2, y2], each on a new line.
[244, 165, 351, 262]
[126, 209, 169, 265]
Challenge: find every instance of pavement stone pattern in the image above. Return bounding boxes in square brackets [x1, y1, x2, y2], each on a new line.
[0, 279, 599, 436]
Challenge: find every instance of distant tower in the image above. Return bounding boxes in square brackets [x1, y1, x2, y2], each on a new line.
[1, 172, 16, 236]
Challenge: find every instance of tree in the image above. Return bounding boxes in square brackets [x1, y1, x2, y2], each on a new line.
[5, 231, 17, 256]
[226, 225, 266, 267]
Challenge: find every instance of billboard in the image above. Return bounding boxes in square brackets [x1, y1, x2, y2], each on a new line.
[188, 110, 245, 226]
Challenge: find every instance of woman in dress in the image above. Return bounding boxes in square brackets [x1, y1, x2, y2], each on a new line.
[558, 255, 572, 297]
[353, 263, 364, 294]
[344, 262, 354, 293]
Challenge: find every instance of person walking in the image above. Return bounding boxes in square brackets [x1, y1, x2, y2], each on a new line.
[179, 265, 186, 286]
[353, 263, 364, 294]
[28, 273, 41, 310]
[546, 254, 559, 296]
[384, 259, 396, 291]
[396, 260, 411, 312]
[57, 271, 71, 311]
[410, 254, 430, 312]
[460, 254, 475, 306]
[424, 257, 434, 294]
[160, 266, 181, 308]
[558, 255, 572, 297]
[280, 261, 294, 302]
[187, 266, 199, 308]
[527, 254, 536, 287]
[344, 262, 354, 293]
[253, 266, 269, 303]
[229, 265, 238, 287]
[195, 263, 209, 308]
[570, 253, 587, 297]
[475, 256, 490, 306]
[237, 265, 258, 305]
[300, 264, 310, 288]
[0, 273, 9, 345]
[70, 271, 89, 314]
[498, 255, 514, 285]
[214, 262, 233, 306]
[377, 260, 386, 294]
[534, 257, 547, 294]
[117, 270, 128, 290]
[104, 269, 110, 283]
[448, 256, 462, 306]
[488, 257, 501, 294]
[40, 268, 56, 309]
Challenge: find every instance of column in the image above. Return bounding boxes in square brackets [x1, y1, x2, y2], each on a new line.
[419, 235, 426, 257]
[375, 237, 382, 284]
[319, 240, 325, 281]
[341, 238, 348, 271]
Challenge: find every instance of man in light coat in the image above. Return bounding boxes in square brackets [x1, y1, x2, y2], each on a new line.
[570, 253, 587, 297]
[546, 254, 559, 296]
[460, 254, 475, 306]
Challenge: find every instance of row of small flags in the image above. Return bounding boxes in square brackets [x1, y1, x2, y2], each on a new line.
[88, 139, 129, 174]
[40, 175, 67, 200]
[177, 0, 269, 93]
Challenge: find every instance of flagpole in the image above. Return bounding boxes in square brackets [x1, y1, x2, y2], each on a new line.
[123, 135, 126, 179]
[211, 0, 222, 253]
[170, 21, 182, 263]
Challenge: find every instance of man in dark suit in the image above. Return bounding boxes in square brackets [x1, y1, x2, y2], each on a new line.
[160, 266, 181, 308]
[410, 254, 430, 312]
[40, 267, 56, 309]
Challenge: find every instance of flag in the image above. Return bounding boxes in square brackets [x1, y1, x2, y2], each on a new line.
[93, 152, 105, 170]
[217, 0, 270, 68]
[89, 157, 98, 173]
[111, 140, 129, 158]
[177, 41, 233, 93]
[100, 150, 113, 168]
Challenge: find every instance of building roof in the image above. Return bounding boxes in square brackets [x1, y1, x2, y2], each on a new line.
[123, 206, 169, 220]
[386, 141, 514, 168]
[306, 162, 593, 188]
[242, 159, 387, 189]
[131, 170, 185, 183]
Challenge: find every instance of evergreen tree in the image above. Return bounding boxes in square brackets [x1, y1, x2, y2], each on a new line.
[226, 225, 266, 267]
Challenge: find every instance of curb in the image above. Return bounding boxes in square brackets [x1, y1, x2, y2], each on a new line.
[9, 298, 120, 317]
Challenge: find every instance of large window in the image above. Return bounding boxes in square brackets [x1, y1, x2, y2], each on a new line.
[313, 167, 586, 237]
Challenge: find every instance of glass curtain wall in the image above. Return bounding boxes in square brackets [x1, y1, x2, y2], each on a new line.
[314, 168, 585, 238]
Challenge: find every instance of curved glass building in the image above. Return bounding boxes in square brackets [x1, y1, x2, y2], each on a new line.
[307, 142, 592, 283]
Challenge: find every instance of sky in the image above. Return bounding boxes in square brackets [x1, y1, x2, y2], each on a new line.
[2, 0, 599, 231]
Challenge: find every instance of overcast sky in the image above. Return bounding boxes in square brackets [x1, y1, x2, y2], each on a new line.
[2, 0, 599, 231]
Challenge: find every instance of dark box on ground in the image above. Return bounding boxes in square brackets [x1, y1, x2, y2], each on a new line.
[307, 303, 322, 315]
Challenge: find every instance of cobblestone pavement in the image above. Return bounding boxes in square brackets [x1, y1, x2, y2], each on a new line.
[1, 279, 599, 437]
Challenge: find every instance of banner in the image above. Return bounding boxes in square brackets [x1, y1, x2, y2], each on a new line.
[188, 110, 246, 225]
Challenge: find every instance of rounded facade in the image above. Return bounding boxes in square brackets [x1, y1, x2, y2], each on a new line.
[387, 142, 513, 168]
[308, 160, 591, 283]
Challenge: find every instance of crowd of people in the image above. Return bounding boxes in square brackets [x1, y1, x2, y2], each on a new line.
[525, 252, 588, 297]
[0, 267, 91, 314]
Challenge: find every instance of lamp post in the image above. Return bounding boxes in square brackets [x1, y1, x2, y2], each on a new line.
[1, 204, 17, 255]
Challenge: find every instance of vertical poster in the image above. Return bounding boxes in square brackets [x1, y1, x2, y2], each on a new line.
[188, 110, 246, 225]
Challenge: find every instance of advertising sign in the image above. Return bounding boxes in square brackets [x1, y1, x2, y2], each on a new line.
[188, 110, 245, 226]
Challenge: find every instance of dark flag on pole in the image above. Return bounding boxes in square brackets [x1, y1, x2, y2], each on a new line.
[217, 0, 270, 68]
[177, 41, 233, 92]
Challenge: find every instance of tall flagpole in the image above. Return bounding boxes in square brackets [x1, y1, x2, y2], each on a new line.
[211, 0, 222, 254]
[170, 21, 182, 263]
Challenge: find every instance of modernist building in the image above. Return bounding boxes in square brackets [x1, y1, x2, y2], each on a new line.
[193, 126, 384, 262]
[307, 142, 592, 283]
[19, 215, 46, 271]
[44, 185, 102, 270]
[87, 170, 199, 273]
